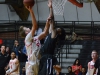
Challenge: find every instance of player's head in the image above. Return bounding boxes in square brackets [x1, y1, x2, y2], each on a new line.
[11, 51, 16, 59]
[0, 45, 6, 53]
[56, 27, 66, 40]
[19, 26, 31, 37]
[91, 50, 98, 59]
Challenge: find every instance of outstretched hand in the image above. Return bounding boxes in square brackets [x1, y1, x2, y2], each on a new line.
[48, 0, 52, 8]
[25, 6, 33, 12]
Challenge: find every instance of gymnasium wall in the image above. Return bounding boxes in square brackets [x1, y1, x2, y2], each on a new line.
[0, 1, 100, 22]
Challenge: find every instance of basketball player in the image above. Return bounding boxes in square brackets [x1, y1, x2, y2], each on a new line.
[38, 0, 65, 75]
[19, 4, 50, 75]
[6, 51, 19, 75]
[86, 50, 98, 75]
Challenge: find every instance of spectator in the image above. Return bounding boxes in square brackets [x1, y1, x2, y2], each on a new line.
[78, 67, 86, 75]
[0, 45, 10, 75]
[6, 46, 11, 61]
[67, 66, 75, 75]
[72, 58, 82, 75]
[6, 46, 11, 56]
[86, 50, 98, 75]
[12, 40, 21, 59]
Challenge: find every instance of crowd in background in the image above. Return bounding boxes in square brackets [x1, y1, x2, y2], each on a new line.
[0, 39, 100, 75]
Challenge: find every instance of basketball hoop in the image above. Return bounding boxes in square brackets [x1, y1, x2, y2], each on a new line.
[36, 0, 67, 15]
[52, 0, 67, 15]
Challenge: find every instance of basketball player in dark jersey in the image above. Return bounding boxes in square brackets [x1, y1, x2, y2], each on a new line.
[38, 0, 66, 75]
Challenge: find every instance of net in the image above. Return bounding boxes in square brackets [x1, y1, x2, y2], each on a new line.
[36, 0, 67, 15]
[52, 0, 67, 15]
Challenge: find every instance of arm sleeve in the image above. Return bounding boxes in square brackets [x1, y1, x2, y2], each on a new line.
[25, 32, 33, 46]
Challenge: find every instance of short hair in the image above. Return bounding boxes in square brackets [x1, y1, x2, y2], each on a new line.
[11, 51, 16, 55]
[19, 26, 26, 37]
[0, 44, 6, 48]
[92, 50, 98, 54]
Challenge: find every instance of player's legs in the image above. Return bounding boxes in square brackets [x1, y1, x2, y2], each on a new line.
[10, 73, 19, 75]
[26, 62, 39, 75]
[33, 62, 39, 75]
[25, 62, 34, 75]
[38, 56, 47, 75]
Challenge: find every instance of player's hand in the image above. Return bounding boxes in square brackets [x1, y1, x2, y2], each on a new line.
[47, 16, 51, 22]
[48, 0, 52, 8]
[25, 6, 33, 12]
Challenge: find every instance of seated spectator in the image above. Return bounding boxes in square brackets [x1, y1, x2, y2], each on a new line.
[67, 66, 75, 75]
[72, 58, 82, 75]
[78, 67, 86, 75]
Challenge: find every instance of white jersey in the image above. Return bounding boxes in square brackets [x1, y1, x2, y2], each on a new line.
[25, 31, 41, 64]
[86, 61, 98, 75]
[6, 58, 19, 75]
[25, 32, 41, 75]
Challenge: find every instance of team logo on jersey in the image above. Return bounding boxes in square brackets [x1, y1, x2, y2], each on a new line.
[90, 65, 94, 69]
[34, 38, 40, 47]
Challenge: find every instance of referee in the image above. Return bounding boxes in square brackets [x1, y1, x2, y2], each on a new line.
[0, 45, 9, 75]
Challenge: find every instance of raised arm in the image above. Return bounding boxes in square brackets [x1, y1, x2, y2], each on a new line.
[48, 0, 56, 38]
[37, 0, 54, 40]
[26, 6, 37, 37]
[38, 20, 50, 40]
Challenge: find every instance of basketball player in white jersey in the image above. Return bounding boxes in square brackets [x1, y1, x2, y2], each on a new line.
[19, 3, 51, 75]
[86, 50, 98, 75]
[6, 51, 19, 75]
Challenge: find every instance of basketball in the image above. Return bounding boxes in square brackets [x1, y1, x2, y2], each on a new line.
[23, 0, 35, 7]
